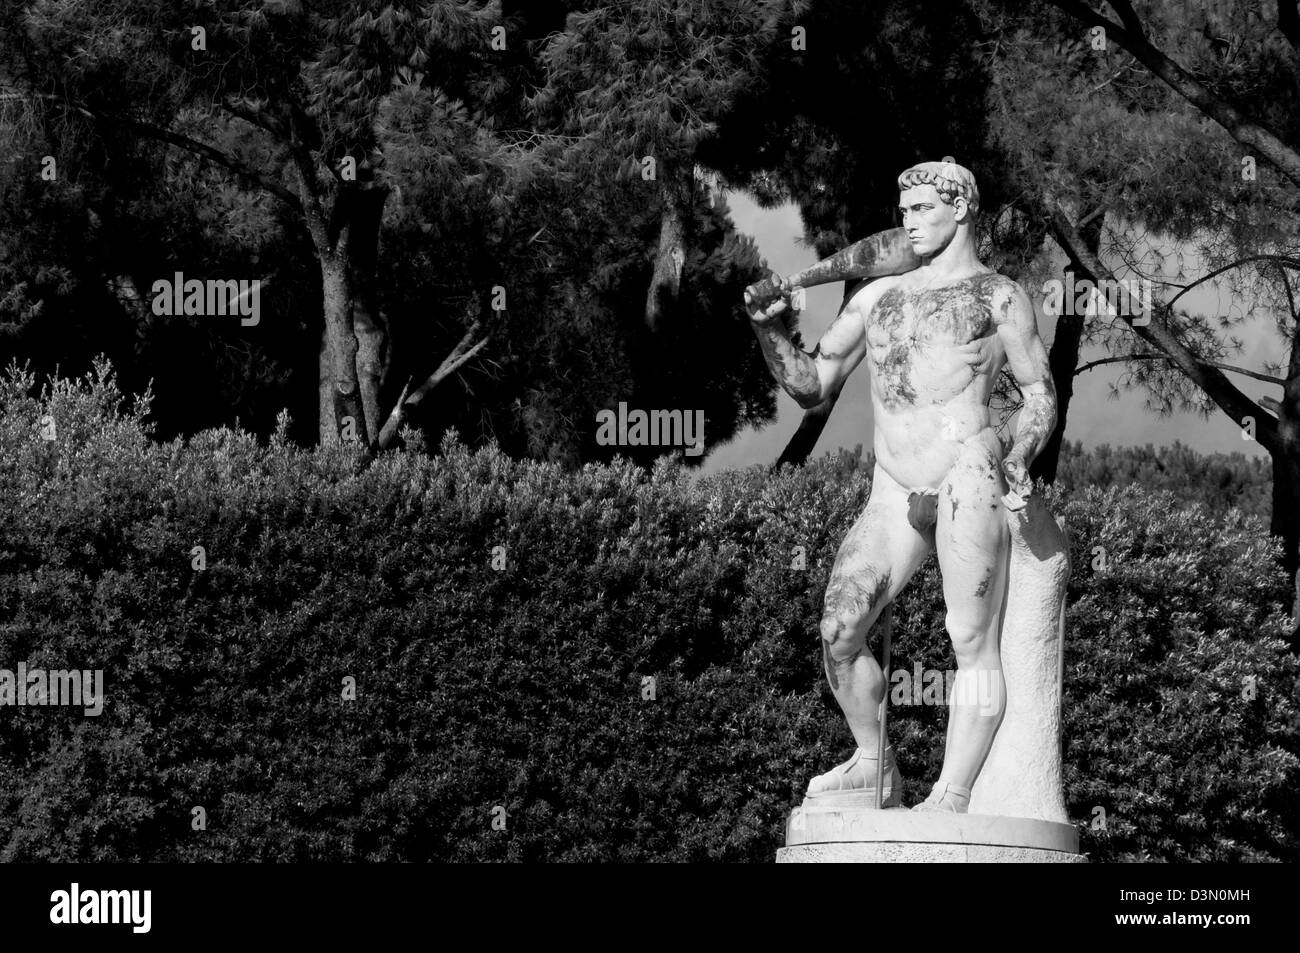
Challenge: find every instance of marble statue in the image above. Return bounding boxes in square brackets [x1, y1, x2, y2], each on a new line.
[745, 161, 1061, 815]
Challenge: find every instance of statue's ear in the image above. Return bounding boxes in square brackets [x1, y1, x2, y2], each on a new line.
[953, 196, 972, 223]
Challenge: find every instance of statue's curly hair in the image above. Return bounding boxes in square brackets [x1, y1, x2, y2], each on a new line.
[897, 161, 980, 215]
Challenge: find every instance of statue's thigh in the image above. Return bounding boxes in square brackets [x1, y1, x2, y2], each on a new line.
[824, 468, 933, 633]
[934, 439, 1009, 639]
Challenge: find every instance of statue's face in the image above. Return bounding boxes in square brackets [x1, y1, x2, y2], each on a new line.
[898, 183, 962, 257]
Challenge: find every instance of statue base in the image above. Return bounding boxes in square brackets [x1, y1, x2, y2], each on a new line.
[776, 803, 1085, 863]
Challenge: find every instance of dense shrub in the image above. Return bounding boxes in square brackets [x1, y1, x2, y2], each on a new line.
[1055, 439, 1271, 520]
[1, 361, 1296, 861]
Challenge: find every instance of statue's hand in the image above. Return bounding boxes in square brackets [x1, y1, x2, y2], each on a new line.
[1002, 455, 1032, 509]
[744, 271, 790, 325]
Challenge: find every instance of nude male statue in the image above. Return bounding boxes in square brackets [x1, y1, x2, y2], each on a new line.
[744, 162, 1057, 813]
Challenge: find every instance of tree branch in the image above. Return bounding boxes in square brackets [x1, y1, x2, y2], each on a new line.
[1281, 263, 1299, 327]
[370, 316, 491, 453]
[1165, 254, 1300, 311]
[1076, 353, 1285, 385]
[114, 113, 298, 208]
[1105, 0, 1146, 37]
[284, 104, 332, 254]
[291, 154, 331, 253]
[1048, 0, 1300, 189]
[1275, 262, 1300, 382]
[0, 89, 301, 208]
[219, 97, 291, 141]
[1049, 202, 1279, 450]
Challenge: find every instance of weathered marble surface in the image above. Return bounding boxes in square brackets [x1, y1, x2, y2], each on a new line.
[778, 804, 1084, 864]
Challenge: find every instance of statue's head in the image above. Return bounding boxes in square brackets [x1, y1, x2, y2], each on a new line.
[896, 161, 979, 257]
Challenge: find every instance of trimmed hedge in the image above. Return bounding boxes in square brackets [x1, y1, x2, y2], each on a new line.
[1, 360, 1297, 861]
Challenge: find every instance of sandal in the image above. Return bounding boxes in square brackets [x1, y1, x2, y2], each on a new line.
[912, 779, 971, 814]
[805, 747, 903, 806]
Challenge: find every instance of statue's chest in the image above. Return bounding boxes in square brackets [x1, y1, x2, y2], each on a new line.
[867, 284, 994, 352]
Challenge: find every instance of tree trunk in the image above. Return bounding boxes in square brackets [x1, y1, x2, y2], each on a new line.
[319, 252, 367, 446]
[348, 187, 390, 442]
[645, 183, 687, 332]
[1272, 375, 1300, 641]
[775, 382, 844, 468]
[1033, 216, 1104, 483]
[292, 146, 366, 447]
[318, 327, 332, 442]
[353, 301, 385, 444]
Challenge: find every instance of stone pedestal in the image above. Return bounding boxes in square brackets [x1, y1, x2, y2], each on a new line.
[776, 804, 1084, 863]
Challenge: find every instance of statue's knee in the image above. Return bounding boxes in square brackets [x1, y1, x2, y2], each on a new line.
[820, 612, 865, 662]
[944, 613, 990, 658]
[822, 571, 889, 655]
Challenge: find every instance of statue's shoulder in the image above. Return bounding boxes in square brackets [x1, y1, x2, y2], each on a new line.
[846, 272, 906, 314]
[974, 269, 1022, 294]
[975, 270, 1030, 310]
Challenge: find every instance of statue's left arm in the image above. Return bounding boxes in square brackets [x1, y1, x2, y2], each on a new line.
[994, 280, 1057, 496]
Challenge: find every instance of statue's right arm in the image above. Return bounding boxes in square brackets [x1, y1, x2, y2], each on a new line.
[745, 279, 879, 410]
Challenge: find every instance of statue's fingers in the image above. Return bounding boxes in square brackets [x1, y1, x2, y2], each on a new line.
[763, 274, 791, 298]
[1002, 491, 1028, 513]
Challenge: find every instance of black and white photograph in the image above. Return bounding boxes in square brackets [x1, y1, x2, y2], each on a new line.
[0, 0, 1292, 933]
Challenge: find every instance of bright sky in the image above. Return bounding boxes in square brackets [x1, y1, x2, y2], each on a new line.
[700, 192, 1276, 475]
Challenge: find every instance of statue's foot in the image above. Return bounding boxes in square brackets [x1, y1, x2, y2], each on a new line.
[805, 747, 903, 807]
[911, 779, 971, 814]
